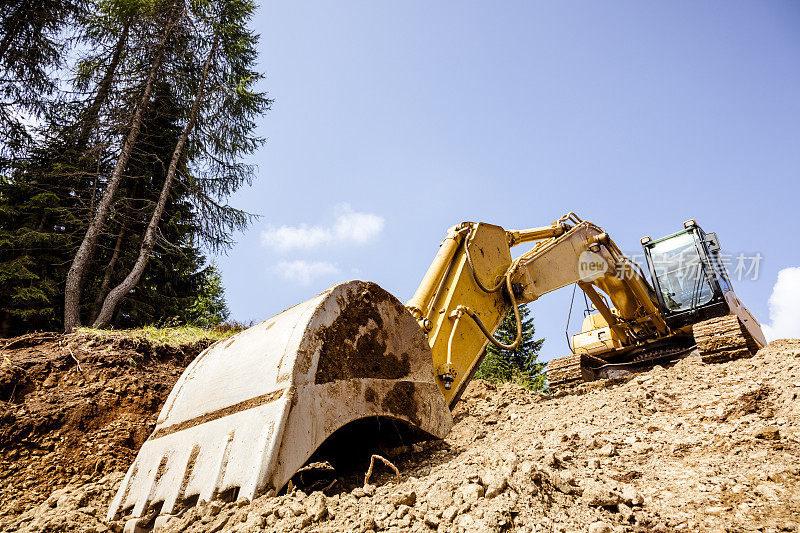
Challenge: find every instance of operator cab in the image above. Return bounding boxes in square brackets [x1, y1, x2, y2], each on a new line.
[641, 220, 732, 330]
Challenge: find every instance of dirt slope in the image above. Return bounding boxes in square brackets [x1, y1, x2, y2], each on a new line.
[1, 335, 799, 532]
[0, 331, 212, 525]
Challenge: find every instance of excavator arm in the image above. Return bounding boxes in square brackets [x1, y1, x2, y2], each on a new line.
[407, 213, 668, 406]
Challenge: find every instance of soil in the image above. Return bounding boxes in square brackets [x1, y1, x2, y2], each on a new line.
[0, 331, 212, 523]
[1, 333, 799, 533]
[315, 282, 411, 384]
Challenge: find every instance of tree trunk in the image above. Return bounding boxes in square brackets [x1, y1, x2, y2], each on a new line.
[76, 23, 129, 150]
[93, 37, 217, 328]
[88, 216, 128, 324]
[63, 1, 180, 333]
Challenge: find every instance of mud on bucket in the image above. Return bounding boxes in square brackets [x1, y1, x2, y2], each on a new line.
[108, 280, 452, 523]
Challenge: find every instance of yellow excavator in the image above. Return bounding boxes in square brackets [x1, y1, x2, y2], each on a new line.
[108, 213, 765, 529]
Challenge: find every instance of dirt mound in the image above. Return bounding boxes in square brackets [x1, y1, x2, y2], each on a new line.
[0, 331, 212, 526]
[1, 335, 799, 532]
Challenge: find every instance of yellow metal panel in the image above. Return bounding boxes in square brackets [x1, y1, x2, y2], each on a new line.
[425, 223, 511, 406]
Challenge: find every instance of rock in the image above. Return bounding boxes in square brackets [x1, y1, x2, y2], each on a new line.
[631, 442, 652, 454]
[391, 489, 417, 507]
[442, 505, 459, 523]
[597, 444, 617, 457]
[207, 501, 223, 518]
[427, 484, 454, 510]
[361, 516, 376, 531]
[588, 522, 613, 533]
[485, 474, 508, 498]
[424, 513, 440, 527]
[752, 426, 780, 440]
[588, 458, 601, 469]
[550, 470, 582, 495]
[555, 451, 573, 463]
[581, 481, 623, 507]
[362, 483, 376, 496]
[458, 483, 485, 504]
[56, 489, 88, 511]
[304, 492, 327, 521]
[755, 484, 779, 501]
[618, 502, 634, 522]
[621, 485, 644, 506]
[467, 473, 484, 485]
[245, 512, 266, 528]
[544, 452, 559, 468]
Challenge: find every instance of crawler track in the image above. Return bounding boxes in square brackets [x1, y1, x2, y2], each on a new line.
[547, 314, 761, 390]
[693, 315, 759, 363]
[547, 343, 696, 390]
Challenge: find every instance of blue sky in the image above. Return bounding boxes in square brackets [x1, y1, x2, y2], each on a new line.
[215, 1, 800, 361]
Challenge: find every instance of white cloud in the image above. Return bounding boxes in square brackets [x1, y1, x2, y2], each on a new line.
[761, 267, 800, 342]
[274, 260, 340, 286]
[261, 204, 384, 252]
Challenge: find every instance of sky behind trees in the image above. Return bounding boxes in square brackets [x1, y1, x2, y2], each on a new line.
[215, 0, 800, 360]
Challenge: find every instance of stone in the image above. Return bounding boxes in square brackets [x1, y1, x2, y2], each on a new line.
[56, 489, 88, 511]
[207, 501, 223, 518]
[597, 443, 617, 457]
[427, 484, 454, 510]
[621, 485, 644, 506]
[550, 470, 581, 495]
[361, 516, 376, 530]
[304, 492, 327, 521]
[582, 481, 622, 507]
[458, 483, 485, 504]
[424, 512, 440, 527]
[752, 426, 780, 440]
[631, 442, 652, 454]
[485, 474, 508, 498]
[618, 502, 634, 522]
[755, 484, 779, 501]
[442, 505, 459, 523]
[391, 490, 417, 507]
[588, 522, 613, 533]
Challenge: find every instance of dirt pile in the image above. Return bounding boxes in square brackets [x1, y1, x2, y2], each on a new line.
[1, 335, 799, 532]
[0, 331, 212, 527]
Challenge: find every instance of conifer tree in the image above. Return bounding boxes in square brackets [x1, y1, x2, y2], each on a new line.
[476, 304, 546, 390]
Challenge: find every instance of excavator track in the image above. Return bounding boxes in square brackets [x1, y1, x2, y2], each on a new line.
[547, 343, 697, 391]
[547, 353, 592, 389]
[693, 314, 759, 363]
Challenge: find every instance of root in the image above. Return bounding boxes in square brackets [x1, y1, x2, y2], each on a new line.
[364, 454, 400, 486]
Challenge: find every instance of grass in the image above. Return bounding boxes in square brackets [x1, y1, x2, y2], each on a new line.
[76, 324, 244, 347]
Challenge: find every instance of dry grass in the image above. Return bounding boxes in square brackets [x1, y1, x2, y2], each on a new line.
[76, 324, 243, 347]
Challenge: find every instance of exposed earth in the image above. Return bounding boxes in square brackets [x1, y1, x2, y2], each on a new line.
[1, 332, 799, 532]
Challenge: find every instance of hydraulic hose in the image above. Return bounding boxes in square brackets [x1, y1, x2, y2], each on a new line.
[463, 266, 523, 351]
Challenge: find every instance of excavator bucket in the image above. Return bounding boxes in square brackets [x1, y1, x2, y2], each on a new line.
[107, 281, 452, 524]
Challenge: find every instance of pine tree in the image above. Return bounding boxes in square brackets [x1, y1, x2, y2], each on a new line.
[181, 265, 229, 327]
[0, 0, 83, 157]
[91, 0, 268, 327]
[0, 0, 259, 336]
[476, 304, 546, 390]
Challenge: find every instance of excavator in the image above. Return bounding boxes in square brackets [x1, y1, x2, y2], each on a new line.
[108, 213, 766, 529]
